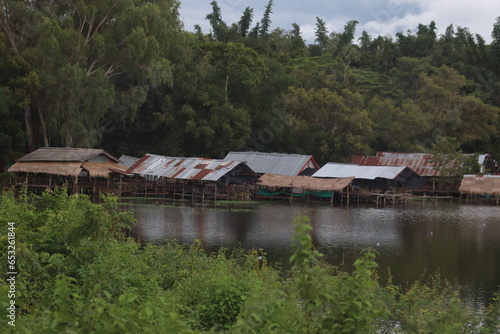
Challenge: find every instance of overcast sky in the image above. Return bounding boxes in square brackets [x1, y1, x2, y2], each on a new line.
[178, 0, 500, 44]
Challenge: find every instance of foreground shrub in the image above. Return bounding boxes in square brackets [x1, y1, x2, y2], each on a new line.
[1, 191, 500, 333]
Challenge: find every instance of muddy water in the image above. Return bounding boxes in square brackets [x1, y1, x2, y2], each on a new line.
[122, 198, 500, 304]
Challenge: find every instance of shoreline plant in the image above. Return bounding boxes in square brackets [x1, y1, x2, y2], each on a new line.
[0, 190, 499, 333]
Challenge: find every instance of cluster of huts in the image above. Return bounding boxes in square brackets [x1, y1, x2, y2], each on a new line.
[4, 147, 500, 204]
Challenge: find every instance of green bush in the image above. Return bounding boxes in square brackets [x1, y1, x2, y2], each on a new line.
[1, 190, 500, 333]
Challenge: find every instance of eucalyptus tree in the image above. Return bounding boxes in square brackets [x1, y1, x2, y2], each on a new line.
[0, 34, 33, 158]
[1, 0, 183, 149]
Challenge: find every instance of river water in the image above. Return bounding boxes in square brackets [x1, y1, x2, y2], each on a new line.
[121, 197, 500, 304]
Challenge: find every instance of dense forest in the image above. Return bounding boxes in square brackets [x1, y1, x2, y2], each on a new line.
[1, 0, 500, 165]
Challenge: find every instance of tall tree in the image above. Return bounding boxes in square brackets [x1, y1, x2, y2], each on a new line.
[283, 87, 372, 162]
[1, 0, 183, 149]
[314, 17, 329, 51]
[258, 0, 274, 38]
[491, 17, 500, 76]
[206, 1, 228, 42]
[238, 7, 253, 38]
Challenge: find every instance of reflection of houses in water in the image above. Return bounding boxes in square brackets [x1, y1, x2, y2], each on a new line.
[7, 147, 127, 194]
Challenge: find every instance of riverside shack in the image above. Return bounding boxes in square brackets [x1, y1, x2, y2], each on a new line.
[313, 163, 424, 203]
[256, 173, 354, 202]
[125, 154, 258, 200]
[458, 174, 500, 204]
[223, 151, 320, 176]
[7, 147, 127, 194]
[352, 151, 493, 194]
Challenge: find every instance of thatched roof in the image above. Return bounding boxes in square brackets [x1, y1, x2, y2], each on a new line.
[458, 175, 500, 196]
[18, 147, 119, 163]
[8, 161, 127, 178]
[82, 162, 128, 178]
[8, 162, 82, 176]
[258, 173, 353, 192]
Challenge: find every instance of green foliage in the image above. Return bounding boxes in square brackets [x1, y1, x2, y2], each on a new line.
[2, 192, 500, 333]
[384, 275, 479, 333]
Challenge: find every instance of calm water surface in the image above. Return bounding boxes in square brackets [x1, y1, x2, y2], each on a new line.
[121, 198, 500, 303]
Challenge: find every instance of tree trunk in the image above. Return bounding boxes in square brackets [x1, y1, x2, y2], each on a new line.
[37, 105, 49, 147]
[24, 106, 35, 151]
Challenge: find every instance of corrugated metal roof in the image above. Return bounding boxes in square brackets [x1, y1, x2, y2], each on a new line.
[352, 152, 488, 177]
[119, 154, 140, 168]
[126, 154, 251, 182]
[352, 152, 438, 176]
[223, 151, 318, 176]
[18, 147, 119, 163]
[313, 163, 409, 180]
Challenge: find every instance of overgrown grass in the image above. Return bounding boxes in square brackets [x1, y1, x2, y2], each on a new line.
[0, 190, 499, 333]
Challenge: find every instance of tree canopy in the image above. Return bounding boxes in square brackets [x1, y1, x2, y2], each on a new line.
[1, 1, 499, 163]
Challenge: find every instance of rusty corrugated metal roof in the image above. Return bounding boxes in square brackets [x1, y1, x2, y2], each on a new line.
[126, 154, 251, 181]
[352, 152, 481, 177]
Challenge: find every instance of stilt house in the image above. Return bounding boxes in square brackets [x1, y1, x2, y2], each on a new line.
[223, 152, 320, 176]
[125, 154, 259, 199]
[7, 147, 127, 194]
[313, 163, 424, 192]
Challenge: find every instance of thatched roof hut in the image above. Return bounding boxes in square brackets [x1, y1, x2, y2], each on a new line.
[8, 147, 126, 178]
[258, 173, 353, 192]
[458, 175, 500, 196]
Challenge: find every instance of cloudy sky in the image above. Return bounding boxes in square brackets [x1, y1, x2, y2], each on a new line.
[178, 0, 500, 44]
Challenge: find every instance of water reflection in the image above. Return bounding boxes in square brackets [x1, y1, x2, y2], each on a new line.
[122, 198, 500, 302]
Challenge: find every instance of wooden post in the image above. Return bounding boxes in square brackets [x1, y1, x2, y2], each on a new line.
[119, 175, 123, 196]
[346, 186, 350, 207]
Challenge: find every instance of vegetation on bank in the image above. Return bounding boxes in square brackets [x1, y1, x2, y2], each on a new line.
[1, 1, 500, 164]
[1, 190, 499, 333]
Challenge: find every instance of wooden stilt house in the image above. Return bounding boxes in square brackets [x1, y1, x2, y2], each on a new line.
[7, 147, 127, 195]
